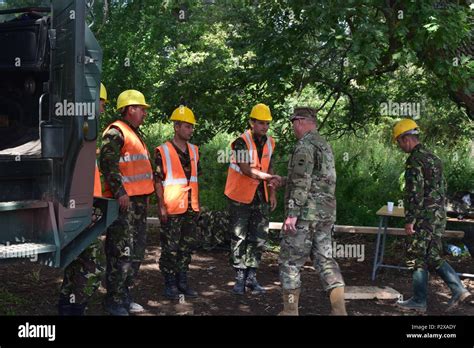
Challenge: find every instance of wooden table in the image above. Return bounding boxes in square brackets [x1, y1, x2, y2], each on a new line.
[371, 205, 472, 281]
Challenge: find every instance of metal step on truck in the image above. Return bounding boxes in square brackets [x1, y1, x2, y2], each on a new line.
[0, 0, 118, 268]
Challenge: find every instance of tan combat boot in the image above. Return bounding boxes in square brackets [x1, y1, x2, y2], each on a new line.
[329, 287, 347, 315]
[278, 288, 300, 316]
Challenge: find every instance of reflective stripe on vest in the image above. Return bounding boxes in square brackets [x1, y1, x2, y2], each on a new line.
[157, 141, 200, 214]
[102, 120, 154, 197]
[224, 130, 275, 204]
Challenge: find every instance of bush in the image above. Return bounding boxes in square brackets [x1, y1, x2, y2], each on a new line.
[140, 123, 473, 228]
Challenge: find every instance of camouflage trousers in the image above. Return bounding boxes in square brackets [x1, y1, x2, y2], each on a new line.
[279, 219, 345, 291]
[228, 198, 269, 269]
[159, 210, 198, 275]
[105, 195, 148, 305]
[59, 237, 105, 305]
[407, 220, 445, 270]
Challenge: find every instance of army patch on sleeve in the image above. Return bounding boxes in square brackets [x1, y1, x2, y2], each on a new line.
[293, 153, 310, 175]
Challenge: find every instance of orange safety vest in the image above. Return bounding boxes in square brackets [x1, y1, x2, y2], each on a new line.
[93, 161, 102, 197]
[224, 130, 275, 204]
[102, 120, 154, 198]
[156, 141, 200, 214]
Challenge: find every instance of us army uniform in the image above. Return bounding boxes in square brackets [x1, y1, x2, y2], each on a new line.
[279, 130, 344, 293]
[100, 120, 149, 309]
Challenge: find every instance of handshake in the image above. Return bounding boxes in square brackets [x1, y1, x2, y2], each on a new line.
[267, 174, 284, 189]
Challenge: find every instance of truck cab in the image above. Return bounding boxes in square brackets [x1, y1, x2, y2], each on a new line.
[0, 0, 117, 267]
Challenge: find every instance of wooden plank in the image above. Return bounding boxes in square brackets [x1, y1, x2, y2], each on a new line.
[334, 225, 464, 238]
[148, 217, 159, 225]
[447, 217, 474, 224]
[147, 218, 464, 238]
[344, 286, 401, 300]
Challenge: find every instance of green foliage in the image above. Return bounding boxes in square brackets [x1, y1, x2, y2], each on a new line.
[141, 123, 473, 227]
[198, 131, 235, 211]
[0, 287, 30, 315]
[86, 0, 473, 226]
[90, 0, 472, 143]
[332, 134, 406, 226]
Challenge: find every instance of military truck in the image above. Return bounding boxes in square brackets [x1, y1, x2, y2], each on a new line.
[0, 0, 118, 268]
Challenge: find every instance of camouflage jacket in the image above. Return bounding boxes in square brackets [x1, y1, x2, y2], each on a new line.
[284, 129, 336, 221]
[404, 144, 447, 225]
[98, 119, 150, 198]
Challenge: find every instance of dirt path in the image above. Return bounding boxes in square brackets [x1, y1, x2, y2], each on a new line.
[1, 232, 473, 316]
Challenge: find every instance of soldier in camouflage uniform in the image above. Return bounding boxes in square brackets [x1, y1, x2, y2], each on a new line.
[101, 90, 155, 316]
[57, 84, 108, 316]
[155, 106, 200, 299]
[224, 104, 277, 295]
[273, 107, 346, 316]
[393, 119, 471, 313]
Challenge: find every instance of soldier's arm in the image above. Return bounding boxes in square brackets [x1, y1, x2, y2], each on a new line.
[233, 138, 272, 181]
[99, 127, 127, 199]
[154, 151, 168, 222]
[404, 157, 424, 225]
[154, 151, 165, 204]
[286, 145, 314, 217]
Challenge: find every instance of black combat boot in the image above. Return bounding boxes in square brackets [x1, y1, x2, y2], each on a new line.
[232, 268, 246, 295]
[176, 272, 198, 298]
[245, 267, 266, 294]
[164, 273, 180, 300]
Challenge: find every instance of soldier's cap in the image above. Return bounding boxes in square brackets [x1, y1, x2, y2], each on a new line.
[290, 107, 317, 121]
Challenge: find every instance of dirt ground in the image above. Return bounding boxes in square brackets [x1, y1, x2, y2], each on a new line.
[1, 231, 474, 316]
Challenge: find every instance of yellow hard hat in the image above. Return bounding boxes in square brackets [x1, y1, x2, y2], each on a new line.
[170, 105, 196, 125]
[250, 103, 272, 121]
[392, 118, 419, 142]
[100, 83, 108, 102]
[116, 89, 150, 111]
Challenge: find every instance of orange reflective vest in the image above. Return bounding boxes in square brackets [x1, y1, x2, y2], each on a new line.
[156, 141, 200, 214]
[93, 161, 102, 197]
[224, 130, 275, 204]
[102, 120, 154, 198]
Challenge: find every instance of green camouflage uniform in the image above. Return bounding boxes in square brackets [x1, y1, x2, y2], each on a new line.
[155, 142, 200, 275]
[404, 144, 447, 270]
[279, 128, 344, 291]
[59, 237, 104, 305]
[100, 120, 150, 305]
[228, 134, 273, 269]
